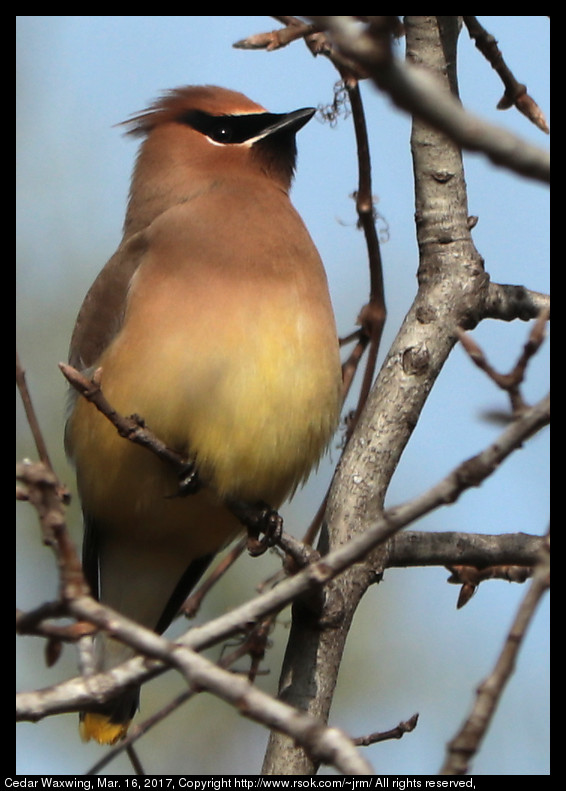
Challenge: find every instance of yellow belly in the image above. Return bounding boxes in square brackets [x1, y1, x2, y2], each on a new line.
[68, 280, 341, 541]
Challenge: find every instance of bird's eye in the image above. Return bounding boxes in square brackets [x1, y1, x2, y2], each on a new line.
[209, 124, 233, 144]
[180, 110, 288, 146]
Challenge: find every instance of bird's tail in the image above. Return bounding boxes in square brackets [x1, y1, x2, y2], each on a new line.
[79, 688, 139, 745]
[78, 552, 216, 744]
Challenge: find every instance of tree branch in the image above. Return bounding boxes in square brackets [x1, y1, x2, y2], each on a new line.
[462, 16, 549, 133]
[59, 362, 283, 556]
[17, 18, 549, 773]
[483, 282, 550, 323]
[353, 713, 419, 746]
[308, 16, 550, 183]
[17, 392, 548, 731]
[262, 16, 548, 774]
[440, 534, 550, 774]
[342, 80, 387, 435]
[233, 19, 321, 52]
[24, 595, 374, 775]
[387, 530, 545, 569]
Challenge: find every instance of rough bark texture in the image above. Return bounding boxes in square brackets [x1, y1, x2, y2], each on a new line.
[262, 16, 489, 775]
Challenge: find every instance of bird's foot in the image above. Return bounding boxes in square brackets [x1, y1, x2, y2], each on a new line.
[227, 498, 283, 556]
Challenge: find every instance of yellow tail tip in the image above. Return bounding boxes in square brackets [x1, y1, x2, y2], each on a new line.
[79, 712, 130, 745]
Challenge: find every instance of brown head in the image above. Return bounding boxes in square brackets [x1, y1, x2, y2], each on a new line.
[121, 85, 315, 235]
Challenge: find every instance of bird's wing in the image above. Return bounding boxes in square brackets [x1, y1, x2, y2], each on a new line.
[68, 231, 149, 372]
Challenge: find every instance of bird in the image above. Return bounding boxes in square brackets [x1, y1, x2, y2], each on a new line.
[65, 85, 342, 745]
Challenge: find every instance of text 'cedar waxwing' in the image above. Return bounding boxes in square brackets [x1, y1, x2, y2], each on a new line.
[65, 85, 342, 745]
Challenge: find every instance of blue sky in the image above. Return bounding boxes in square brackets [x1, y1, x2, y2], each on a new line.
[17, 17, 549, 776]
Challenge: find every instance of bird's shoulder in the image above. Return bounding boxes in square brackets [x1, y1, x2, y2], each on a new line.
[68, 231, 149, 371]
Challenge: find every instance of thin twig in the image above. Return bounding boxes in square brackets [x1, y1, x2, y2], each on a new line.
[463, 16, 549, 133]
[16, 460, 88, 602]
[233, 16, 372, 81]
[59, 362, 199, 490]
[181, 538, 247, 618]
[125, 745, 145, 776]
[60, 362, 283, 556]
[340, 331, 370, 403]
[440, 535, 550, 774]
[233, 18, 320, 51]
[16, 352, 54, 470]
[344, 80, 387, 436]
[458, 308, 549, 414]
[16, 605, 94, 643]
[353, 713, 419, 746]
[446, 564, 533, 609]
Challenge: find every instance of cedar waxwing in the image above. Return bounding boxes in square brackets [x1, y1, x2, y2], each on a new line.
[65, 85, 342, 745]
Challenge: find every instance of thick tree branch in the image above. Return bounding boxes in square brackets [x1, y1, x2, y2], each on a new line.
[263, 16, 488, 775]
[483, 282, 550, 323]
[263, 16, 549, 774]
[387, 530, 545, 569]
